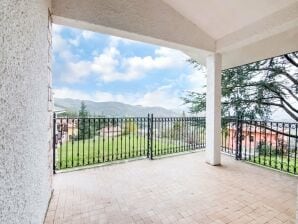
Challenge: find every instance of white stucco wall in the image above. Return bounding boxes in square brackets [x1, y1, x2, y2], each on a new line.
[0, 1, 52, 223]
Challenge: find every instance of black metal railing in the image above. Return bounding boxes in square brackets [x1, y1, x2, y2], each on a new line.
[53, 114, 206, 171]
[53, 114, 297, 174]
[221, 117, 298, 175]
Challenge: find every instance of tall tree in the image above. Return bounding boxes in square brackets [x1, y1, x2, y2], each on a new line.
[183, 52, 298, 121]
[79, 101, 89, 118]
[78, 101, 90, 139]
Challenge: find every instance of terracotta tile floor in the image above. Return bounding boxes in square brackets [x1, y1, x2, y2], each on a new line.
[45, 152, 297, 224]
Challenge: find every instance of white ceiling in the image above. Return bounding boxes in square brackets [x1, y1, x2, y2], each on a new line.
[162, 0, 297, 39]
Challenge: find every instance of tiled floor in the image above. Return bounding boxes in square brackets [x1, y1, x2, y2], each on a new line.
[45, 152, 297, 224]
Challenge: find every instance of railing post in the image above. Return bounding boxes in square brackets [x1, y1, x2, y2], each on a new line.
[150, 114, 154, 159]
[147, 113, 154, 160]
[147, 114, 150, 158]
[52, 112, 56, 174]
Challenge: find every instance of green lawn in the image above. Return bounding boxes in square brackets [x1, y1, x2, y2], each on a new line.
[248, 155, 297, 174]
[55, 134, 202, 169]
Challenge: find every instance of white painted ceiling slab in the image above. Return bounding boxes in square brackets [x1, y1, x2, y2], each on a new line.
[162, 0, 297, 39]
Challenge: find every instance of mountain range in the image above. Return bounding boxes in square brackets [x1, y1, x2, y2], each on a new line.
[54, 98, 180, 117]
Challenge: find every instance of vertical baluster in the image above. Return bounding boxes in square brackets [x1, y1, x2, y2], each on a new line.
[264, 121, 267, 166]
[82, 118, 85, 165]
[139, 118, 142, 156]
[112, 118, 114, 161]
[160, 118, 163, 155]
[186, 117, 188, 151]
[231, 120, 234, 155]
[128, 118, 131, 158]
[125, 118, 127, 159]
[287, 123, 290, 173]
[132, 118, 135, 158]
[77, 118, 80, 166]
[65, 117, 68, 168]
[59, 118, 62, 169]
[221, 119, 224, 152]
[269, 122, 272, 167]
[257, 121, 261, 164]
[281, 123, 285, 171]
[154, 117, 156, 156]
[136, 118, 139, 157]
[244, 119, 247, 160]
[92, 118, 95, 164]
[52, 114, 56, 173]
[143, 118, 145, 156]
[102, 118, 105, 162]
[294, 124, 297, 174]
[71, 118, 75, 167]
[108, 118, 110, 161]
[116, 118, 119, 160]
[199, 118, 202, 149]
[275, 122, 278, 169]
[87, 118, 90, 165]
[248, 119, 252, 161]
[181, 117, 183, 151]
[121, 118, 123, 159]
[169, 118, 172, 153]
[98, 118, 100, 163]
[224, 119, 227, 152]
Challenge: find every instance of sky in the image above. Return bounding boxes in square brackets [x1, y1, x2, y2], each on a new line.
[52, 24, 206, 112]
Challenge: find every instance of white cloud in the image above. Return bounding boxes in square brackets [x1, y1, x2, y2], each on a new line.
[65, 46, 189, 82]
[82, 30, 95, 39]
[135, 86, 184, 109]
[53, 88, 93, 101]
[186, 69, 206, 92]
[62, 61, 92, 83]
[52, 24, 78, 62]
[52, 24, 63, 34]
[68, 36, 80, 47]
[52, 25, 190, 83]
[53, 87, 126, 102]
[52, 31, 67, 53]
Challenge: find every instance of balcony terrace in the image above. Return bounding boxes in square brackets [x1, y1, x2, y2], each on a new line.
[45, 152, 297, 224]
[2, 1, 298, 223]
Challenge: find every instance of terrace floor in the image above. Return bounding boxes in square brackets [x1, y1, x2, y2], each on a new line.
[45, 152, 297, 224]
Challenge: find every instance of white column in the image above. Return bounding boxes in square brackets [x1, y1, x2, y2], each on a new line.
[206, 53, 222, 165]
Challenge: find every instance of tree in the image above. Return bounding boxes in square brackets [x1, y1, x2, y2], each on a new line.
[170, 121, 182, 140]
[183, 52, 298, 121]
[122, 119, 138, 135]
[78, 101, 90, 140]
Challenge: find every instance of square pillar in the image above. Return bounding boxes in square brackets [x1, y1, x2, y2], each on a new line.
[0, 0, 52, 223]
[206, 53, 222, 165]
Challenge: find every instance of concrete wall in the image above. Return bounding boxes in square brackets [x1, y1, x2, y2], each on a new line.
[0, 1, 52, 223]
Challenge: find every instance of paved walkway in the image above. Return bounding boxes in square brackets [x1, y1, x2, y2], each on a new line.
[45, 152, 297, 224]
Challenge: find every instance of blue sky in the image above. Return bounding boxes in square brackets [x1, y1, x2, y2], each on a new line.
[52, 24, 206, 111]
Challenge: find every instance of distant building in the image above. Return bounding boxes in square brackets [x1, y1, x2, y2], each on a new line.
[224, 123, 290, 155]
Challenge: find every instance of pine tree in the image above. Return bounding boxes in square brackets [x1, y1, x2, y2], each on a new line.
[78, 101, 90, 140]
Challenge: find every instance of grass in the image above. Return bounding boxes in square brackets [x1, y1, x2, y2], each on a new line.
[247, 155, 297, 174]
[56, 134, 203, 169]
